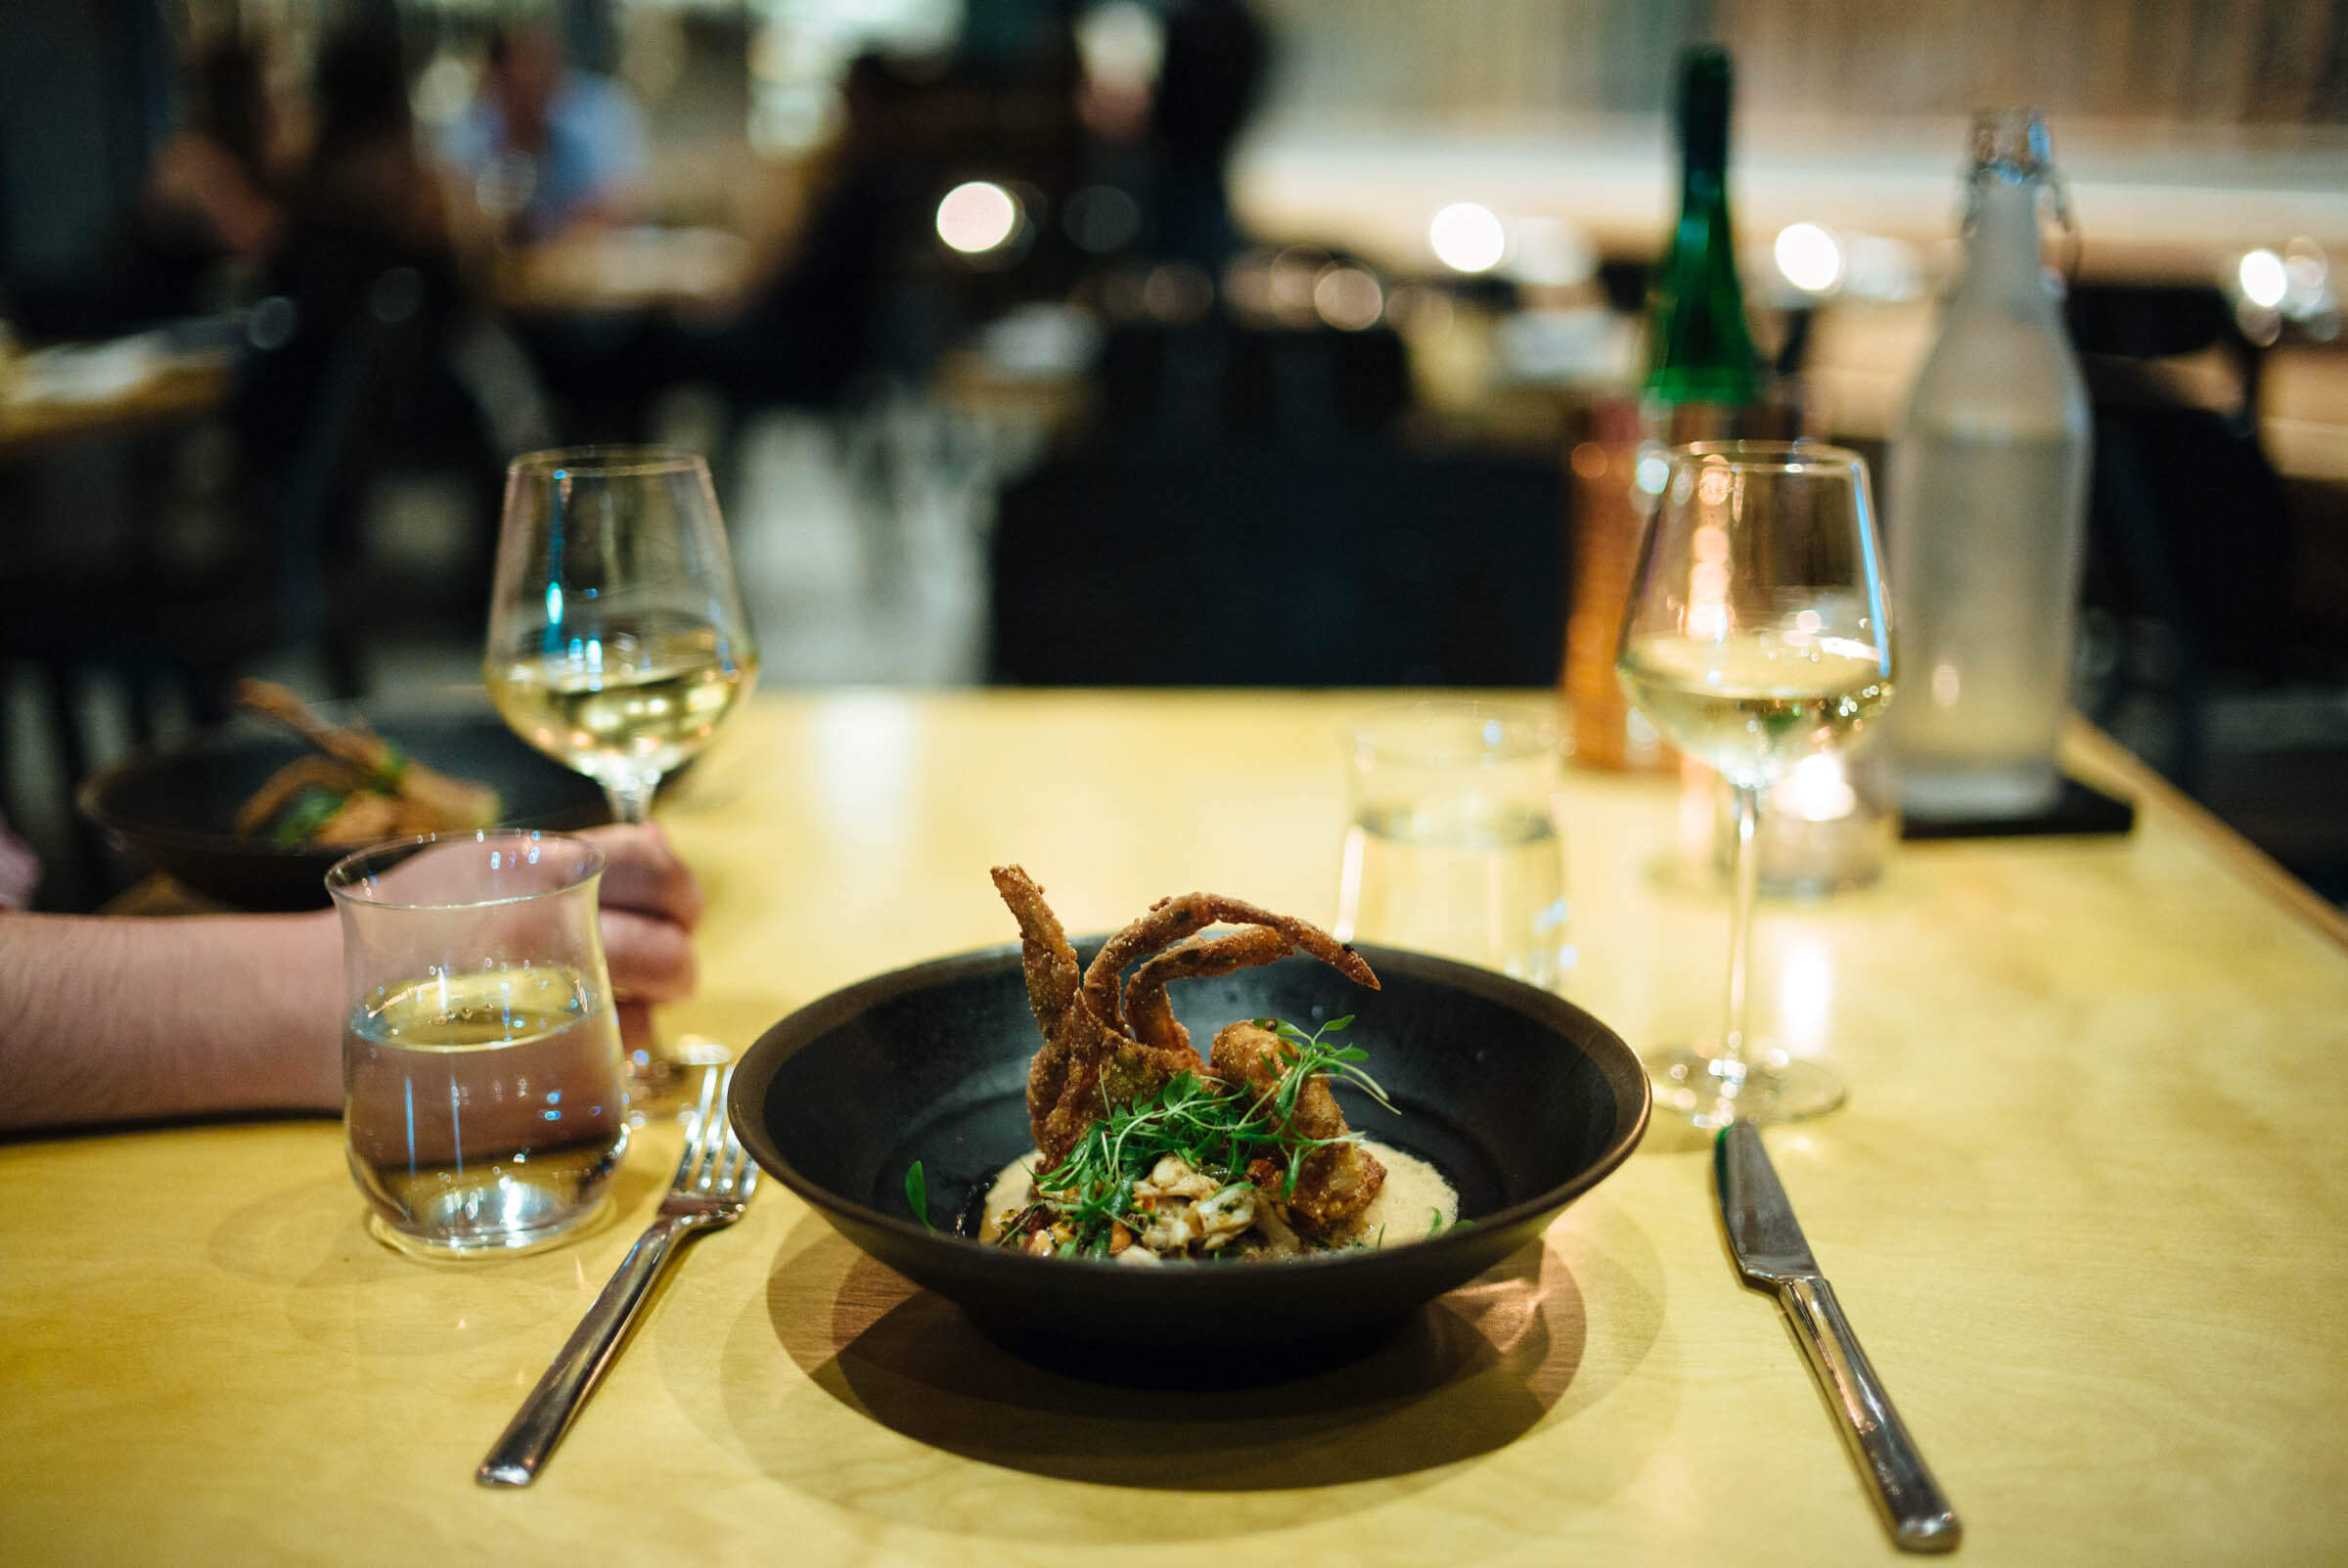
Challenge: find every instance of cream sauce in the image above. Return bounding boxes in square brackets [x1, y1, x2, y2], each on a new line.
[978, 1139, 1460, 1257]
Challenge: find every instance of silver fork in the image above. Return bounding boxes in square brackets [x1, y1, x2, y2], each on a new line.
[476, 1065, 758, 1487]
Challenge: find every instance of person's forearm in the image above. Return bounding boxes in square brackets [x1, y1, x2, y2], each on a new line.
[0, 913, 342, 1133]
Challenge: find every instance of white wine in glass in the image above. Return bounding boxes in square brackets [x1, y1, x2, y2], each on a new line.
[486, 448, 757, 825]
[1614, 442, 1894, 1128]
[485, 447, 757, 1104]
[490, 624, 751, 806]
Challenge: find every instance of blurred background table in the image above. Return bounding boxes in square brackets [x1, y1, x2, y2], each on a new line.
[5, 689, 2345, 1565]
[490, 225, 751, 320]
[0, 332, 228, 464]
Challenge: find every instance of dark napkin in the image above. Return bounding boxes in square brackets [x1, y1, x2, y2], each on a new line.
[1899, 775, 2136, 841]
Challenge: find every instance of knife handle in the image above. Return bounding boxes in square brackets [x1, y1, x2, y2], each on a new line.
[1776, 1277, 1962, 1553]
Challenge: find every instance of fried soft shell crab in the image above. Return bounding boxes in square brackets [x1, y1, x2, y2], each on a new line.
[989, 865, 1389, 1242]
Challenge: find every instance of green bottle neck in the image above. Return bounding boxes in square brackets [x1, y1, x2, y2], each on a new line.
[1645, 47, 1756, 407]
[1645, 175, 1757, 406]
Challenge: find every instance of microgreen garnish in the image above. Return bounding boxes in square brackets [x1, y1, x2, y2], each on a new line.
[1258, 1014, 1398, 1122]
[905, 1160, 933, 1231]
[267, 785, 348, 847]
[926, 1014, 1405, 1261]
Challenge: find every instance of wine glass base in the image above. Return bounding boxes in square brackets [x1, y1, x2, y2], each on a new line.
[623, 1035, 737, 1124]
[365, 1193, 614, 1260]
[1643, 1043, 1844, 1131]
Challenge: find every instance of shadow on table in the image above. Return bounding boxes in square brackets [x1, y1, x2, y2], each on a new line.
[753, 1217, 1599, 1492]
[205, 1151, 668, 1356]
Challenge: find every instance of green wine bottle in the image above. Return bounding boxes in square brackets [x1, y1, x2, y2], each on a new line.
[1644, 46, 1759, 408]
[1570, 47, 1768, 773]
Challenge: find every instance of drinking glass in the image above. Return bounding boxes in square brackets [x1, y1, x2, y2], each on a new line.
[485, 447, 758, 827]
[1332, 701, 1572, 991]
[1614, 441, 1895, 1127]
[329, 831, 630, 1258]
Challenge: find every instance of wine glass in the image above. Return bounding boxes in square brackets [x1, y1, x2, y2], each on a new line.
[485, 447, 757, 1100]
[1614, 441, 1894, 1128]
[486, 447, 758, 824]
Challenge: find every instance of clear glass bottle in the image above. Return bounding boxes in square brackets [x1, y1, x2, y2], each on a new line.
[1887, 110, 2091, 820]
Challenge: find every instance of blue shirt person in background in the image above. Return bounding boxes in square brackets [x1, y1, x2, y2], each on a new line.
[440, 22, 648, 243]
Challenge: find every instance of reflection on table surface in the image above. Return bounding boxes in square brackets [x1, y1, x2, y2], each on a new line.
[5, 690, 2348, 1565]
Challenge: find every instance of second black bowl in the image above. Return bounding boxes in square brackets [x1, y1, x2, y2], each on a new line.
[77, 703, 610, 911]
[729, 941, 1649, 1380]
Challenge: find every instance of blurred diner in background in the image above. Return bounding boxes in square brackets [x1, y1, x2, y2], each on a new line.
[3, 0, 2346, 914]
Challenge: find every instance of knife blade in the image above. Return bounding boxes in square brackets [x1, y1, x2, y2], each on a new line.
[1716, 1120, 1962, 1553]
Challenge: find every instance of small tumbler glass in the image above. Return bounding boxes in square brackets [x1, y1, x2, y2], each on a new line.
[1333, 701, 1573, 990]
[328, 831, 630, 1258]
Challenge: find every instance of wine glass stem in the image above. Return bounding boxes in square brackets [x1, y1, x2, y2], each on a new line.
[1719, 783, 1764, 1097]
[604, 778, 659, 826]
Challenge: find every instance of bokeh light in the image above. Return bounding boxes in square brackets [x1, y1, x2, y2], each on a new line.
[1774, 222, 1843, 293]
[1429, 202, 1507, 274]
[936, 181, 1019, 254]
[2237, 248, 2287, 309]
[1313, 264, 1384, 331]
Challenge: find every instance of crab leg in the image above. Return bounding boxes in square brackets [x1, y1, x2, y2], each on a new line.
[993, 871, 1384, 1171]
[1079, 892, 1377, 1030]
[1122, 925, 1295, 1055]
[991, 865, 1198, 1167]
[990, 865, 1090, 1144]
[990, 865, 1082, 1031]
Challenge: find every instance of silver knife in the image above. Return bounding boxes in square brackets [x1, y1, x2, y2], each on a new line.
[1716, 1120, 1962, 1553]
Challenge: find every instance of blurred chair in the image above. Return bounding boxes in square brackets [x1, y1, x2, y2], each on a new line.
[1093, 320, 1411, 447]
[235, 246, 432, 696]
[989, 441, 1563, 686]
[2069, 283, 2294, 793]
[991, 300, 1556, 686]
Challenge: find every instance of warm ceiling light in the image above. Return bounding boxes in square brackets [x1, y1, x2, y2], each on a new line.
[1429, 202, 1507, 274]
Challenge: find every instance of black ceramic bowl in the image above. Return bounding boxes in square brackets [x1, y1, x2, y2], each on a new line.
[77, 704, 610, 911]
[729, 941, 1649, 1379]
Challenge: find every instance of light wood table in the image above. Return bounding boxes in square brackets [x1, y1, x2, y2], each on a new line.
[6, 691, 2346, 1565]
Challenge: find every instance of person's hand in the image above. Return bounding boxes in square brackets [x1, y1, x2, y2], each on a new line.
[574, 823, 701, 1053]
[0, 823, 706, 1134]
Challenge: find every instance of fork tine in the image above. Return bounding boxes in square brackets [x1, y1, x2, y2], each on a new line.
[694, 1070, 747, 1195]
[667, 1109, 703, 1191]
[671, 1065, 725, 1191]
[698, 1061, 726, 1136]
[719, 1124, 756, 1197]
[698, 1067, 729, 1188]
[698, 1065, 741, 1193]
